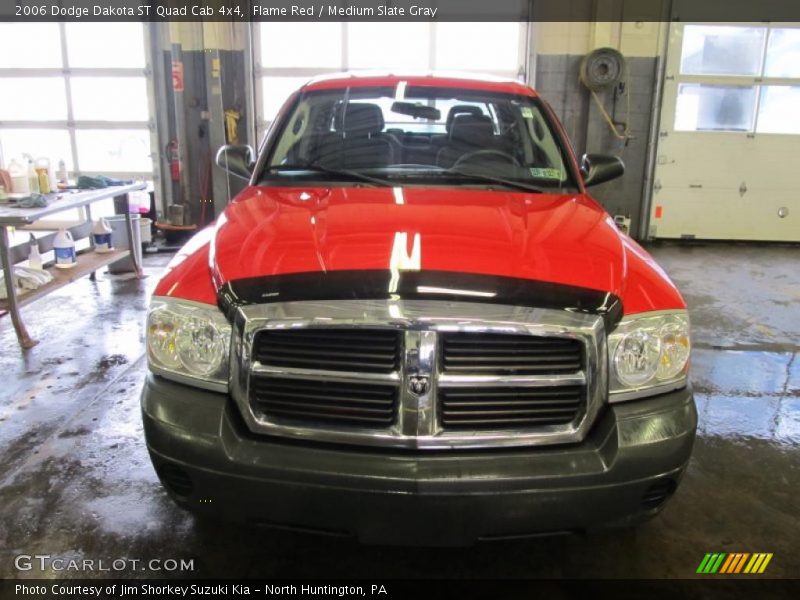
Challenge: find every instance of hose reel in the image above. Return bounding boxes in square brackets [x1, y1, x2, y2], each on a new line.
[579, 47, 625, 91]
[579, 47, 632, 142]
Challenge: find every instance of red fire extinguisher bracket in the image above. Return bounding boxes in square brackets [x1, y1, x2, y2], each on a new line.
[166, 140, 181, 183]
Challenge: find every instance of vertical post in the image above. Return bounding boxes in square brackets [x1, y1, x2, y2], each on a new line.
[85, 203, 97, 281]
[0, 226, 37, 349]
[170, 40, 190, 214]
[204, 38, 230, 219]
[85, 203, 95, 251]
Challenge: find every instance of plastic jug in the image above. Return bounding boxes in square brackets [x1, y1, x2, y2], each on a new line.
[27, 159, 40, 194]
[56, 159, 68, 185]
[35, 157, 51, 194]
[28, 233, 43, 270]
[53, 229, 77, 269]
[8, 159, 29, 195]
[92, 218, 113, 253]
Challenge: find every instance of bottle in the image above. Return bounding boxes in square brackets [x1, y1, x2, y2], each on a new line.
[53, 229, 77, 269]
[27, 159, 40, 194]
[28, 234, 43, 270]
[92, 218, 113, 253]
[56, 159, 68, 186]
[35, 157, 51, 194]
[8, 159, 29, 195]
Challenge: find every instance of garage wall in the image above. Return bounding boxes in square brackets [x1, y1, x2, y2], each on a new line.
[153, 23, 251, 228]
[532, 10, 668, 238]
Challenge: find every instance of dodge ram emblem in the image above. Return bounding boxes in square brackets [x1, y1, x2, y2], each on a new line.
[408, 376, 430, 396]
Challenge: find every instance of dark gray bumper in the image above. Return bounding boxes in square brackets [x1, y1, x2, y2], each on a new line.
[141, 374, 697, 546]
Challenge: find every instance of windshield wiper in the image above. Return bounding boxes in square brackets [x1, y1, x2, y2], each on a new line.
[266, 163, 392, 187]
[441, 169, 546, 194]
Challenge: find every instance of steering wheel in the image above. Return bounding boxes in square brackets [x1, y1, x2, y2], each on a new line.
[452, 149, 521, 169]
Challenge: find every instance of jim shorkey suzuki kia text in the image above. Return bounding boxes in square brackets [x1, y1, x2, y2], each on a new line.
[142, 73, 696, 546]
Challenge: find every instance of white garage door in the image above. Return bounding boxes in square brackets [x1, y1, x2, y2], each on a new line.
[252, 22, 529, 137]
[651, 23, 800, 241]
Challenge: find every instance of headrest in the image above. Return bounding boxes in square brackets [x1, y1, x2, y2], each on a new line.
[449, 114, 495, 145]
[446, 105, 485, 132]
[342, 103, 384, 136]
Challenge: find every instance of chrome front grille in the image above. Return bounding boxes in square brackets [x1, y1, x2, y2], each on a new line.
[251, 375, 399, 427]
[231, 300, 607, 450]
[253, 329, 402, 373]
[439, 332, 584, 375]
[439, 385, 585, 429]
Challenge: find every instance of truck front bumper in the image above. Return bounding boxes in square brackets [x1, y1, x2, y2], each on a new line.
[141, 375, 696, 546]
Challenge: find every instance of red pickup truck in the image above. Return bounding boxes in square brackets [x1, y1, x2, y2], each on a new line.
[142, 73, 696, 546]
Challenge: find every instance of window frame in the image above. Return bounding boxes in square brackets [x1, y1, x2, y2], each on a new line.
[673, 23, 800, 135]
[0, 22, 159, 183]
[250, 22, 531, 140]
[252, 86, 580, 191]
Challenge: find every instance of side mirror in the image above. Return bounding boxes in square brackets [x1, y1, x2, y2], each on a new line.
[216, 144, 255, 181]
[581, 153, 625, 187]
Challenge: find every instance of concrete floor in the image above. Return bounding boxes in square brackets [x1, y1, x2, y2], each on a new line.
[0, 244, 798, 579]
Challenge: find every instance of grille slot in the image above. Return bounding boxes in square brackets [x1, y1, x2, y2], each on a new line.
[440, 332, 583, 375]
[439, 386, 584, 429]
[251, 376, 399, 428]
[254, 328, 402, 374]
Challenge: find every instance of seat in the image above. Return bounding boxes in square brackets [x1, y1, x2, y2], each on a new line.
[436, 114, 499, 168]
[431, 105, 487, 149]
[314, 103, 398, 170]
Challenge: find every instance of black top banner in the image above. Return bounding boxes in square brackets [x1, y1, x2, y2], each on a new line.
[2, 0, 800, 22]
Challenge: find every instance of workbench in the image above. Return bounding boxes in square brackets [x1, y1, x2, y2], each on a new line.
[0, 183, 146, 349]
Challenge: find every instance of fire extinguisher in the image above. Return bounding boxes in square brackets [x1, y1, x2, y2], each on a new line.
[166, 140, 181, 182]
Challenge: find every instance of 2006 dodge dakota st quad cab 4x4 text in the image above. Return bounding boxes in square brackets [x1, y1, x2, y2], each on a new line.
[142, 73, 696, 546]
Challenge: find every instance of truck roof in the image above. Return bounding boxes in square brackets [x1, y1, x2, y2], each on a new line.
[301, 71, 537, 96]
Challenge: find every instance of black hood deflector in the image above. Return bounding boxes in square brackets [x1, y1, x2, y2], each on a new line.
[218, 269, 623, 331]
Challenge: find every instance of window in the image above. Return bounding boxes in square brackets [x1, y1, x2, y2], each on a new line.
[0, 78, 68, 120]
[435, 23, 521, 72]
[64, 23, 146, 68]
[0, 23, 61, 68]
[675, 84, 756, 132]
[764, 28, 800, 78]
[71, 77, 149, 121]
[0, 23, 154, 184]
[263, 84, 574, 191]
[259, 22, 342, 69]
[757, 86, 800, 134]
[347, 23, 430, 70]
[675, 25, 800, 134]
[680, 26, 765, 77]
[254, 23, 527, 132]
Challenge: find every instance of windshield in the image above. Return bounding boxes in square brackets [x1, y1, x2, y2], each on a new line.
[259, 84, 578, 192]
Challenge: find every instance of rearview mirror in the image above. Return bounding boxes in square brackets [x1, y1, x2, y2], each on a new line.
[391, 101, 441, 121]
[216, 144, 255, 181]
[581, 153, 624, 187]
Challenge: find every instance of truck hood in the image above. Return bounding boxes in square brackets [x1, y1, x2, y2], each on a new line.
[212, 186, 626, 296]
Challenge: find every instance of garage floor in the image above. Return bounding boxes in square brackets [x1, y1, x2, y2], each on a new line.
[1, 244, 798, 579]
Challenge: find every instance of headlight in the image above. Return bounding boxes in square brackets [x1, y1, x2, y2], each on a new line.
[146, 297, 231, 391]
[608, 310, 690, 401]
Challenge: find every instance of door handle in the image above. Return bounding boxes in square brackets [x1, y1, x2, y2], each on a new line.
[739, 182, 748, 197]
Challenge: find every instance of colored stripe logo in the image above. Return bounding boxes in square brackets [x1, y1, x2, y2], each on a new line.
[697, 553, 773, 574]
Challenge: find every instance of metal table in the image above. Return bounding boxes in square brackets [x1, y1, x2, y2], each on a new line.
[0, 183, 146, 349]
